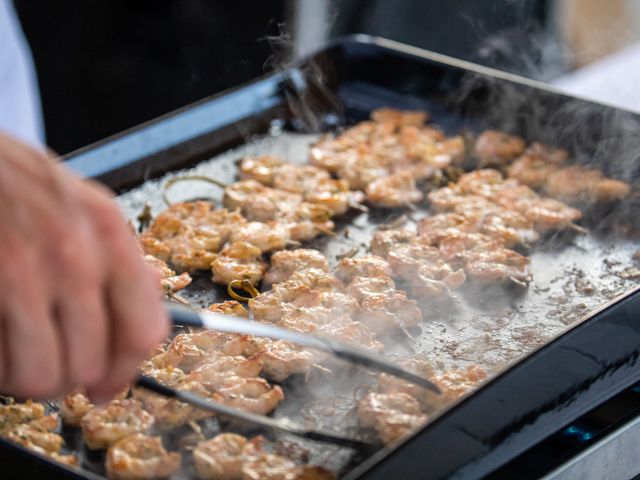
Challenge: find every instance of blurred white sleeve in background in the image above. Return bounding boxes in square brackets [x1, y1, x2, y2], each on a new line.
[0, 0, 44, 146]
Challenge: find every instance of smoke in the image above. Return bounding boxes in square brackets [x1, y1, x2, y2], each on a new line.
[262, 16, 344, 133]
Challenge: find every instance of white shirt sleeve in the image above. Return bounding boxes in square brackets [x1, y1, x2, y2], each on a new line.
[0, 0, 44, 147]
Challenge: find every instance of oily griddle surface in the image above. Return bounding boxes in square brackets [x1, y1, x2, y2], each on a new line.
[112, 127, 640, 478]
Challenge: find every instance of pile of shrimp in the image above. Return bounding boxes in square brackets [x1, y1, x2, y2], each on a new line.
[144, 254, 192, 294]
[311, 108, 466, 208]
[139, 166, 361, 288]
[249, 249, 425, 360]
[356, 356, 486, 444]
[371, 168, 587, 294]
[5, 108, 629, 476]
[428, 169, 583, 234]
[0, 400, 77, 466]
[50, 299, 337, 478]
[473, 131, 631, 205]
[193, 433, 334, 480]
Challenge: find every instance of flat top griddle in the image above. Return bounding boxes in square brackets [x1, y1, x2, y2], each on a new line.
[2, 36, 640, 480]
[112, 128, 638, 478]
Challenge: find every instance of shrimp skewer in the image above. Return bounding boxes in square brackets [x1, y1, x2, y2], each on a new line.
[81, 399, 155, 450]
[106, 434, 181, 480]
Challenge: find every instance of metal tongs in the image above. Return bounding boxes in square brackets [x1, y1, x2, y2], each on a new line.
[135, 303, 441, 450]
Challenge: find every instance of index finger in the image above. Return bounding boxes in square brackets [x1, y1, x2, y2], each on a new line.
[79, 187, 168, 398]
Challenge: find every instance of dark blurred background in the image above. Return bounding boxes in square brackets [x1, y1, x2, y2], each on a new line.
[12, 0, 569, 153]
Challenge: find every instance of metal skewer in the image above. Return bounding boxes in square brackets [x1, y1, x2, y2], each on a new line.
[167, 303, 441, 395]
[135, 375, 377, 451]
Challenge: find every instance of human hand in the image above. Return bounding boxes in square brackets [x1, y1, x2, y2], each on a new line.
[0, 133, 169, 400]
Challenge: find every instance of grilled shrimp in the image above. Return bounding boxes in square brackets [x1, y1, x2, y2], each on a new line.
[139, 362, 187, 386]
[366, 171, 424, 208]
[106, 434, 181, 480]
[396, 129, 464, 178]
[211, 241, 266, 286]
[145, 254, 192, 292]
[510, 195, 581, 232]
[345, 276, 396, 300]
[276, 305, 337, 333]
[215, 376, 284, 415]
[416, 213, 474, 243]
[507, 150, 562, 189]
[240, 155, 286, 186]
[377, 357, 437, 410]
[188, 354, 263, 383]
[246, 339, 318, 381]
[412, 262, 466, 297]
[140, 203, 242, 271]
[434, 365, 487, 403]
[242, 455, 335, 480]
[308, 136, 348, 174]
[463, 208, 539, 247]
[355, 290, 423, 334]
[344, 276, 422, 333]
[0, 405, 76, 465]
[473, 130, 525, 167]
[4, 413, 62, 453]
[370, 228, 418, 259]
[286, 268, 342, 292]
[506, 142, 569, 189]
[357, 392, 428, 444]
[371, 107, 428, 126]
[545, 165, 631, 204]
[241, 453, 297, 480]
[230, 221, 292, 253]
[205, 300, 249, 318]
[294, 466, 336, 480]
[335, 255, 394, 284]
[252, 281, 358, 324]
[249, 283, 318, 323]
[281, 202, 335, 242]
[463, 247, 531, 285]
[60, 388, 94, 427]
[325, 320, 385, 352]
[157, 331, 252, 371]
[310, 121, 394, 174]
[81, 399, 154, 450]
[0, 400, 45, 432]
[337, 155, 391, 191]
[435, 229, 530, 283]
[438, 231, 500, 263]
[193, 433, 263, 480]
[397, 123, 445, 150]
[133, 381, 220, 428]
[456, 169, 506, 197]
[427, 186, 487, 213]
[419, 210, 539, 248]
[263, 249, 330, 286]
[527, 142, 570, 164]
[223, 180, 303, 222]
[272, 164, 331, 194]
[305, 178, 364, 216]
[384, 237, 443, 278]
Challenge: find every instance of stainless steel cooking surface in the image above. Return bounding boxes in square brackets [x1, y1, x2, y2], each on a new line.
[118, 129, 639, 375]
[110, 127, 639, 478]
